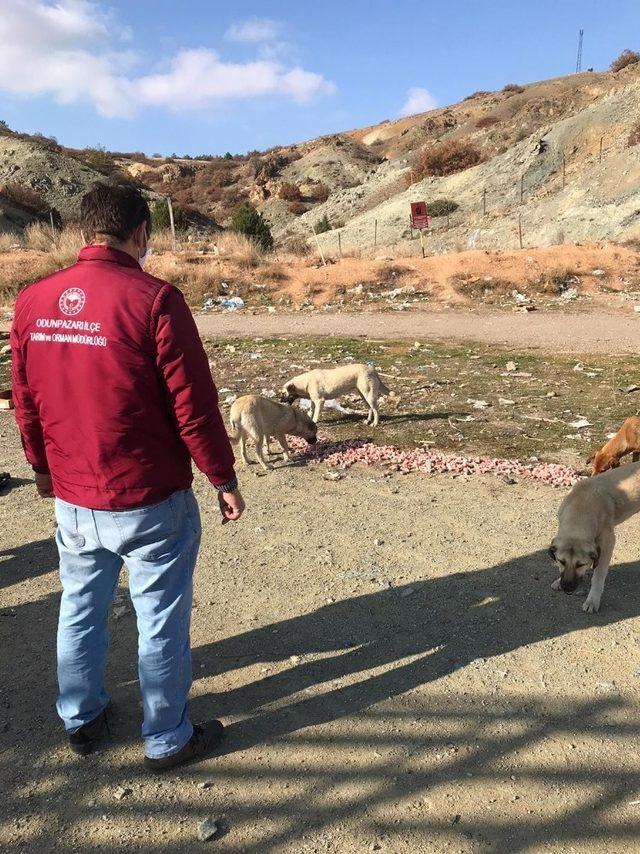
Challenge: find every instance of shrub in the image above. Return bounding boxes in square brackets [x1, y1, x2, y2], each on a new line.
[278, 182, 302, 202]
[409, 140, 483, 182]
[475, 115, 500, 129]
[230, 202, 273, 250]
[223, 152, 233, 160]
[315, 214, 332, 234]
[610, 50, 640, 72]
[287, 201, 308, 215]
[503, 83, 525, 94]
[0, 119, 9, 131]
[425, 198, 459, 217]
[0, 183, 49, 216]
[628, 119, 640, 147]
[310, 182, 330, 203]
[80, 146, 118, 176]
[150, 199, 188, 232]
[464, 90, 490, 100]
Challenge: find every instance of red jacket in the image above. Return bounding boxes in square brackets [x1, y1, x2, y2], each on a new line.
[10, 245, 235, 510]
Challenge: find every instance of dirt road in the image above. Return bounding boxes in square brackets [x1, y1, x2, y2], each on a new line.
[192, 309, 640, 354]
[3, 413, 640, 852]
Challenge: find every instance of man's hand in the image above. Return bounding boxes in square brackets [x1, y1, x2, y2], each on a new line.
[218, 488, 245, 525]
[35, 472, 54, 498]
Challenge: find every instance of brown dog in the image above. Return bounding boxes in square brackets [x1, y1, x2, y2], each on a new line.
[588, 416, 640, 475]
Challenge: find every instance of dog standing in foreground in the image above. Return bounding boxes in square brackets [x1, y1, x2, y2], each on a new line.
[588, 416, 640, 474]
[228, 394, 317, 470]
[549, 462, 640, 612]
[281, 364, 391, 426]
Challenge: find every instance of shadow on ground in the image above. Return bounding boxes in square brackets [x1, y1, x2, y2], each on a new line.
[2, 538, 640, 851]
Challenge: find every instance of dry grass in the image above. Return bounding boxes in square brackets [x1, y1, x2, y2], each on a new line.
[213, 232, 266, 268]
[0, 232, 18, 252]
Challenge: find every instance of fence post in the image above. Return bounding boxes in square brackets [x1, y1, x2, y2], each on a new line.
[311, 223, 326, 266]
[374, 218, 378, 247]
[599, 136, 604, 163]
[520, 175, 524, 204]
[49, 210, 55, 239]
[483, 188, 487, 216]
[419, 229, 425, 258]
[518, 213, 523, 249]
[338, 229, 342, 258]
[562, 155, 566, 189]
[166, 197, 176, 251]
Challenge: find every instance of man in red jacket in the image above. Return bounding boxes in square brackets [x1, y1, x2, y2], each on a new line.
[11, 181, 244, 771]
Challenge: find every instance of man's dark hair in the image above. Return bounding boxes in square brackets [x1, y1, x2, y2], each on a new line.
[80, 181, 151, 242]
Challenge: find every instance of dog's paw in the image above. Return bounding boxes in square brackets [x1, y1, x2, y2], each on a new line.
[582, 595, 601, 613]
[551, 577, 562, 591]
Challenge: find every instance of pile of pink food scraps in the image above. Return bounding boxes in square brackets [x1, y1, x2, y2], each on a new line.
[287, 437, 580, 488]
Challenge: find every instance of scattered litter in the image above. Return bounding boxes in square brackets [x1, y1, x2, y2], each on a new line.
[512, 291, 528, 304]
[513, 304, 536, 312]
[197, 818, 220, 842]
[218, 387, 232, 394]
[569, 418, 592, 429]
[198, 781, 214, 790]
[261, 388, 277, 398]
[634, 306, 640, 314]
[505, 361, 517, 372]
[298, 399, 313, 411]
[0, 390, 13, 411]
[223, 395, 237, 405]
[546, 391, 558, 398]
[374, 538, 384, 546]
[114, 787, 132, 801]
[323, 470, 344, 482]
[467, 399, 490, 409]
[456, 415, 475, 422]
[498, 398, 515, 405]
[502, 476, 517, 485]
[324, 399, 352, 413]
[628, 800, 640, 806]
[221, 297, 244, 310]
[202, 298, 216, 310]
[559, 287, 578, 301]
[619, 385, 640, 394]
[449, 814, 461, 825]
[289, 655, 301, 665]
[592, 269, 606, 277]
[573, 363, 584, 372]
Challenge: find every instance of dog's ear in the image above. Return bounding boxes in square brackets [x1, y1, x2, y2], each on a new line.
[548, 543, 557, 562]
[586, 451, 597, 464]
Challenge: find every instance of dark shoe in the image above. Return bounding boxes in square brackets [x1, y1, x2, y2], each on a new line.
[144, 720, 225, 773]
[68, 707, 110, 756]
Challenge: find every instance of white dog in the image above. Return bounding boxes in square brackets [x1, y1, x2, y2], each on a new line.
[281, 363, 390, 426]
[228, 394, 317, 470]
[549, 462, 640, 612]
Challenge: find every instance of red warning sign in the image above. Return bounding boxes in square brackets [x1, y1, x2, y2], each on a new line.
[410, 201, 430, 230]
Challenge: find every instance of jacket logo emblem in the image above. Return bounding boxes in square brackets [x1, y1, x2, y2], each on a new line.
[59, 287, 86, 316]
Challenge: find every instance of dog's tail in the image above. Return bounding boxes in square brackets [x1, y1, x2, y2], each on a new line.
[227, 420, 241, 444]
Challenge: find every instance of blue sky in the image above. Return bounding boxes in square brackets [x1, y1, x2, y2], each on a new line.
[0, 0, 638, 156]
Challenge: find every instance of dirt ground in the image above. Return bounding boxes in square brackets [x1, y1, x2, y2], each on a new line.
[3, 320, 640, 851]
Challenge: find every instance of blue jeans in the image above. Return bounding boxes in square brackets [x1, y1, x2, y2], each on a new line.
[54, 488, 201, 759]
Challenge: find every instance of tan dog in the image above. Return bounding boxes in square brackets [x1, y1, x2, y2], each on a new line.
[281, 364, 391, 426]
[549, 461, 640, 612]
[228, 394, 317, 470]
[588, 416, 640, 474]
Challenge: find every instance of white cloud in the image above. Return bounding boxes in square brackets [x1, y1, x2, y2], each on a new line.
[399, 87, 438, 117]
[0, 1, 334, 118]
[225, 18, 280, 43]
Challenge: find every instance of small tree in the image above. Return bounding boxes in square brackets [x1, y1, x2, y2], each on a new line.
[0, 119, 9, 132]
[230, 202, 273, 250]
[315, 214, 332, 234]
[610, 49, 640, 72]
[82, 146, 118, 176]
[149, 199, 188, 232]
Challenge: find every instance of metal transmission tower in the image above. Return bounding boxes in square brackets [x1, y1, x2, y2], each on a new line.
[576, 29, 584, 73]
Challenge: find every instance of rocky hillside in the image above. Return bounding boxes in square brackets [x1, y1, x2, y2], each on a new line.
[1, 59, 640, 252]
